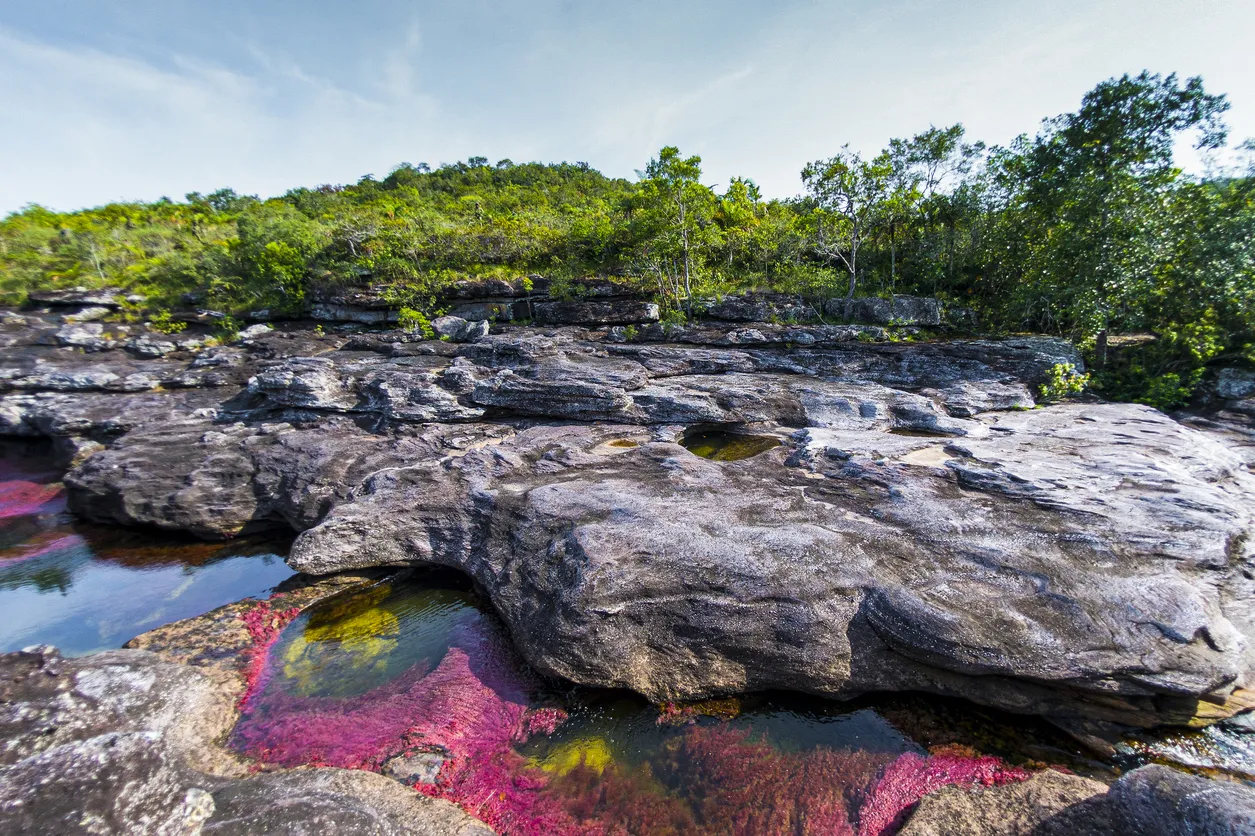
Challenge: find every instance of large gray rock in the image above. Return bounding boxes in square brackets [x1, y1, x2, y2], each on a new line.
[900, 769, 1107, 836]
[533, 299, 660, 325]
[311, 303, 399, 324]
[430, 316, 490, 343]
[704, 292, 812, 323]
[0, 647, 493, 835]
[29, 322, 1255, 732]
[1035, 765, 1255, 835]
[285, 401, 1255, 729]
[204, 769, 493, 836]
[28, 287, 125, 308]
[1217, 368, 1255, 401]
[831, 295, 943, 326]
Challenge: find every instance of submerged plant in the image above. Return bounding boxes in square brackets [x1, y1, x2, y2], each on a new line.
[232, 584, 1039, 836]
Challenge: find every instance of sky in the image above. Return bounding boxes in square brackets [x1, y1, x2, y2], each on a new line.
[2, 0, 1253, 215]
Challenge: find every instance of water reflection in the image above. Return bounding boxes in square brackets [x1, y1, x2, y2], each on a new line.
[0, 441, 295, 655]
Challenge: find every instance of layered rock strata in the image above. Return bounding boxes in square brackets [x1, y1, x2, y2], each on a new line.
[3, 309, 1255, 738]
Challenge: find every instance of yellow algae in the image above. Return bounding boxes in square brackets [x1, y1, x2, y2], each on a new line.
[281, 585, 401, 693]
[530, 736, 614, 775]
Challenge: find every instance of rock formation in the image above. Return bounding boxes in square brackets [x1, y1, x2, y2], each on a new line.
[5, 303, 1255, 742]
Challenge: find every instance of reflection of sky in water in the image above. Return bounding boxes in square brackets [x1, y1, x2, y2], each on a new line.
[0, 443, 295, 656]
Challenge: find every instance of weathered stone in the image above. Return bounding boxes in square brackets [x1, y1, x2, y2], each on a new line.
[128, 333, 181, 357]
[900, 769, 1107, 836]
[236, 323, 275, 341]
[10, 316, 1252, 737]
[205, 769, 493, 835]
[0, 644, 494, 836]
[54, 322, 115, 350]
[63, 305, 114, 323]
[431, 316, 491, 343]
[310, 303, 399, 324]
[533, 299, 660, 325]
[1217, 368, 1255, 401]
[830, 295, 943, 326]
[28, 287, 125, 308]
[285, 403, 1255, 729]
[1036, 765, 1255, 835]
[704, 292, 812, 323]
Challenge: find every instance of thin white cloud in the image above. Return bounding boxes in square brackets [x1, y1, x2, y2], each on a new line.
[0, 24, 451, 213]
[2, 0, 1253, 214]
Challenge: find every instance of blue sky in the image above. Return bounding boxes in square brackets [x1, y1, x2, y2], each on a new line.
[2, 0, 1252, 214]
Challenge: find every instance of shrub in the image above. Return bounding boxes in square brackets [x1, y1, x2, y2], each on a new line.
[148, 310, 187, 334]
[398, 307, 435, 338]
[1037, 363, 1090, 403]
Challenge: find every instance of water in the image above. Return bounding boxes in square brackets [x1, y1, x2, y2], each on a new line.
[0, 442, 295, 655]
[681, 429, 781, 461]
[232, 575, 1104, 835]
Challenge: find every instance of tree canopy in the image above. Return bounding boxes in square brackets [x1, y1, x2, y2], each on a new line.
[3, 71, 1252, 409]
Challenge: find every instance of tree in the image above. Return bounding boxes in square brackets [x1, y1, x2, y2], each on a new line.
[801, 147, 891, 307]
[883, 125, 985, 293]
[633, 147, 719, 315]
[1013, 72, 1229, 360]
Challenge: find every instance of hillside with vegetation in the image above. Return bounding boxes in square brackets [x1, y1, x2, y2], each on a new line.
[3, 71, 1253, 408]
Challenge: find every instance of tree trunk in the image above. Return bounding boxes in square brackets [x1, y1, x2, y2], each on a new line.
[889, 220, 896, 294]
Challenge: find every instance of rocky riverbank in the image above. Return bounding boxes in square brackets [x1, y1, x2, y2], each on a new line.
[3, 291, 1255, 833]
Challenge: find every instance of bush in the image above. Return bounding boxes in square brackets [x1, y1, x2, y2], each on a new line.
[398, 307, 435, 338]
[148, 310, 187, 334]
[1038, 363, 1090, 403]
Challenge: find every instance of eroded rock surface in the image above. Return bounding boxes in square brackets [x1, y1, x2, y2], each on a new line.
[901, 765, 1255, 836]
[5, 309, 1255, 734]
[0, 644, 493, 835]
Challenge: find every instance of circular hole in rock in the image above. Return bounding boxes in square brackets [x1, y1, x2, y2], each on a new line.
[680, 429, 781, 461]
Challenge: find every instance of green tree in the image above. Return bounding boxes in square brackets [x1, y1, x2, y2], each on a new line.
[1013, 72, 1229, 361]
[632, 147, 720, 314]
[801, 147, 892, 307]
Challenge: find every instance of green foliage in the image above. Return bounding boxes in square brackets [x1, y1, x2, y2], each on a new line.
[2, 70, 1252, 411]
[397, 307, 435, 338]
[215, 315, 241, 341]
[1038, 363, 1091, 402]
[631, 146, 722, 314]
[148, 310, 186, 334]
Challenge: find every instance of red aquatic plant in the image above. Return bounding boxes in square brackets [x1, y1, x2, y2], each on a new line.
[0, 532, 84, 565]
[237, 598, 302, 710]
[652, 724, 892, 836]
[854, 749, 1031, 836]
[545, 762, 699, 836]
[231, 597, 1039, 836]
[0, 479, 66, 519]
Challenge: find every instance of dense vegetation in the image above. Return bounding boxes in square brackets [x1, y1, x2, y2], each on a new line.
[3, 72, 1252, 408]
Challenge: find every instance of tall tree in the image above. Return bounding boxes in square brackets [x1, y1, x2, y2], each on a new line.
[801, 147, 891, 307]
[1013, 72, 1229, 360]
[633, 147, 719, 315]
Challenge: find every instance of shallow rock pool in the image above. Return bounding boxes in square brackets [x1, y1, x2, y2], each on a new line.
[0, 442, 295, 655]
[230, 574, 1114, 834]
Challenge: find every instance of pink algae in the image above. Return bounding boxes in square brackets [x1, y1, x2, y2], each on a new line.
[0, 479, 66, 519]
[855, 750, 1032, 836]
[0, 532, 84, 565]
[233, 603, 1035, 836]
[237, 598, 303, 711]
